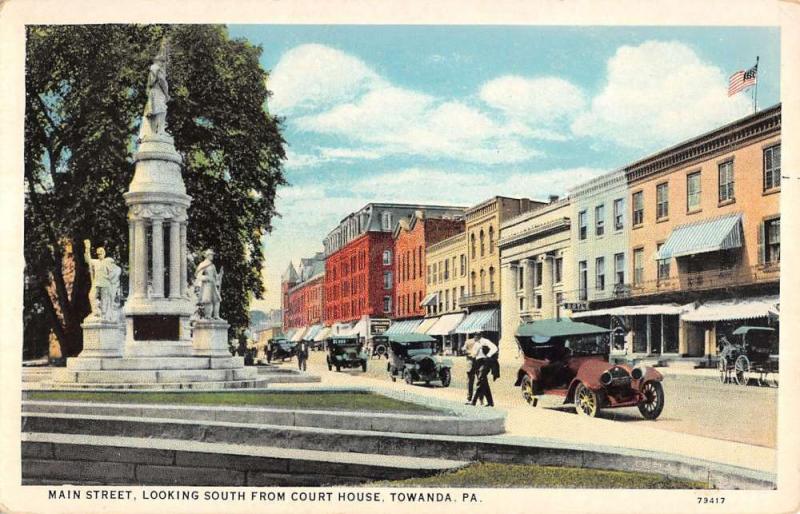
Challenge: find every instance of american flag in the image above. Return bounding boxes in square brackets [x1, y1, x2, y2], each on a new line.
[728, 64, 758, 96]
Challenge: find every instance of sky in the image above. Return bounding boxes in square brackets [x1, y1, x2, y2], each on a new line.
[225, 25, 780, 312]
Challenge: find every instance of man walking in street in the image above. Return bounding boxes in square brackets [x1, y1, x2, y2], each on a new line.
[464, 333, 480, 404]
[471, 334, 499, 407]
[296, 339, 309, 371]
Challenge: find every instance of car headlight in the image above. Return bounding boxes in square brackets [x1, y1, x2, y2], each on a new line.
[631, 367, 645, 380]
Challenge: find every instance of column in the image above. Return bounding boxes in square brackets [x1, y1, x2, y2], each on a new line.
[127, 221, 135, 299]
[151, 218, 164, 298]
[134, 219, 147, 298]
[540, 255, 554, 318]
[499, 262, 518, 364]
[169, 219, 181, 298]
[179, 222, 187, 295]
[522, 258, 534, 311]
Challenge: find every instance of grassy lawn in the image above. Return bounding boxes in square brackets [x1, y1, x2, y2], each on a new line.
[27, 390, 440, 414]
[374, 462, 710, 489]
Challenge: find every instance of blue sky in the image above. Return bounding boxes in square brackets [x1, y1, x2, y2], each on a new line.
[226, 25, 780, 311]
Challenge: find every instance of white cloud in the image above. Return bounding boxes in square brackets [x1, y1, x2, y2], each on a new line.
[480, 75, 587, 124]
[267, 44, 385, 114]
[571, 41, 752, 149]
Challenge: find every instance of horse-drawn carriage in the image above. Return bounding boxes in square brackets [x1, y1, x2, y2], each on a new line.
[718, 326, 778, 387]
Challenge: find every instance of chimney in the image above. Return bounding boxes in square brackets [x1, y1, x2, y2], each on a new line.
[549, 195, 559, 203]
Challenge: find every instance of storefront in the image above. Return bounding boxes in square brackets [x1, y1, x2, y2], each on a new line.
[573, 304, 683, 357]
[426, 312, 466, 354]
[383, 318, 423, 336]
[455, 308, 500, 344]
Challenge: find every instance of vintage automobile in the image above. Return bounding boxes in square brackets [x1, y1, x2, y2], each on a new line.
[387, 333, 452, 387]
[514, 318, 665, 419]
[369, 335, 389, 359]
[266, 338, 297, 363]
[325, 335, 369, 372]
[718, 326, 778, 387]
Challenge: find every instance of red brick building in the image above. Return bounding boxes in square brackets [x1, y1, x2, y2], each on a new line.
[323, 203, 467, 326]
[393, 212, 465, 319]
[281, 254, 325, 331]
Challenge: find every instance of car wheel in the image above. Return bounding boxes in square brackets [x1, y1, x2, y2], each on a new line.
[335, 365, 341, 372]
[327, 358, 332, 371]
[521, 375, 537, 407]
[391, 374, 396, 382]
[404, 370, 413, 385]
[637, 381, 665, 420]
[734, 355, 750, 386]
[574, 382, 600, 417]
[361, 361, 367, 372]
[440, 368, 451, 387]
[718, 356, 727, 383]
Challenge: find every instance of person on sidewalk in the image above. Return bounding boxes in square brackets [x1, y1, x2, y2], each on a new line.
[464, 333, 480, 404]
[471, 336, 499, 407]
[296, 340, 309, 371]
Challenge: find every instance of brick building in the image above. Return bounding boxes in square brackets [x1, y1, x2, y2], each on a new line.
[323, 203, 466, 328]
[281, 253, 325, 335]
[393, 211, 464, 320]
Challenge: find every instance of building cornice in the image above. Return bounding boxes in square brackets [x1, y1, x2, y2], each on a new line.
[498, 217, 571, 249]
[427, 231, 466, 254]
[568, 169, 626, 199]
[501, 197, 570, 229]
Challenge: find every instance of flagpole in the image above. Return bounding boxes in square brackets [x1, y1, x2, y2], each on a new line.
[754, 56, 759, 114]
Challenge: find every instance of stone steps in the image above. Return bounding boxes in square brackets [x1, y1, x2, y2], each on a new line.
[50, 367, 258, 384]
[65, 356, 246, 371]
[35, 379, 268, 390]
[22, 431, 468, 486]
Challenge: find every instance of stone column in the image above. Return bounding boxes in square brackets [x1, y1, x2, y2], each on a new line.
[134, 219, 147, 298]
[499, 262, 519, 365]
[169, 219, 181, 298]
[128, 221, 135, 299]
[522, 258, 534, 312]
[151, 218, 164, 298]
[540, 255, 554, 318]
[179, 222, 187, 295]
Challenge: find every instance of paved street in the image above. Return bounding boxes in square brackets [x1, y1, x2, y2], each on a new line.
[278, 350, 777, 472]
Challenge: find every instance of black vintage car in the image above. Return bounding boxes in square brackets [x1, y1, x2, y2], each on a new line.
[266, 338, 297, 363]
[326, 335, 369, 372]
[387, 333, 452, 387]
[370, 335, 389, 359]
[718, 326, 778, 387]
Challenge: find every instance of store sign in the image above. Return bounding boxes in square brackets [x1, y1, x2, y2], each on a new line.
[562, 301, 589, 312]
[370, 318, 391, 335]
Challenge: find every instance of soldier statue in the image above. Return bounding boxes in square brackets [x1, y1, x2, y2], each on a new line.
[194, 249, 223, 319]
[139, 40, 170, 140]
[83, 239, 122, 322]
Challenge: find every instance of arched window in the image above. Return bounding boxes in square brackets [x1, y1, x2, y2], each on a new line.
[480, 269, 486, 293]
[480, 230, 485, 256]
[470, 233, 476, 258]
[489, 266, 496, 293]
[470, 271, 476, 294]
[488, 226, 495, 254]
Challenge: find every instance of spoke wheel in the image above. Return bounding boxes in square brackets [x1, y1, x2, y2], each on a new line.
[574, 383, 600, 417]
[718, 357, 728, 384]
[361, 361, 367, 372]
[521, 375, 537, 406]
[404, 370, 414, 385]
[637, 381, 665, 420]
[734, 355, 750, 386]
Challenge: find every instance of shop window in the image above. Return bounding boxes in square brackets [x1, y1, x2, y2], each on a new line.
[686, 172, 701, 212]
[763, 144, 781, 191]
[718, 161, 734, 202]
[632, 316, 648, 353]
[656, 182, 669, 219]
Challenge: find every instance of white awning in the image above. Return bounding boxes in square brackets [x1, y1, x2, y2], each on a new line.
[681, 295, 779, 322]
[290, 326, 307, 342]
[344, 317, 368, 338]
[572, 303, 685, 318]
[426, 313, 465, 336]
[417, 317, 439, 334]
[313, 327, 331, 342]
[331, 322, 353, 336]
[420, 292, 439, 307]
[303, 324, 322, 341]
[384, 319, 423, 335]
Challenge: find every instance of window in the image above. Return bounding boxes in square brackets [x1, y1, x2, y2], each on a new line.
[656, 182, 669, 220]
[412, 292, 417, 312]
[488, 226, 495, 254]
[432, 263, 437, 284]
[470, 233, 476, 258]
[555, 257, 563, 283]
[519, 297, 525, 311]
[452, 287, 457, 309]
[381, 212, 393, 231]
[535, 295, 542, 309]
[411, 251, 416, 279]
[632, 191, 643, 226]
[614, 253, 625, 285]
[763, 218, 780, 264]
[426, 265, 431, 285]
[633, 248, 644, 285]
[578, 210, 587, 240]
[763, 144, 781, 191]
[489, 267, 496, 293]
[470, 272, 476, 293]
[383, 271, 392, 289]
[535, 261, 543, 287]
[480, 269, 486, 293]
[718, 161, 734, 202]
[383, 296, 392, 313]
[438, 261, 443, 282]
[460, 286, 465, 303]
[479, 230, 485, 256]
[657, 243, 670, 281]
[517, 265, 524, 290]
[595, 257, 605, 292]
[578, 261, 588, 301]
[595, 204, 605, 236]
[444, 259, 449, 280]
[613, 198, 624, 230]
[419, 247, 423, 277]
[444, 289, 450, 311]
[687, 172, 701, 211]
[460, 254, 466, 276]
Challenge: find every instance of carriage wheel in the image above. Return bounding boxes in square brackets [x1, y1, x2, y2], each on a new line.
[717, 357, 728, 384]
[734, 355, 750, 386]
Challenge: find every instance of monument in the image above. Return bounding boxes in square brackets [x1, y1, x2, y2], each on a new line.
[51, 41, 259, 388]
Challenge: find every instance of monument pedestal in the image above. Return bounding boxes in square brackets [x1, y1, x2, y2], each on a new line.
[192, 319, 231, 357]
[79, 319, 125, 358]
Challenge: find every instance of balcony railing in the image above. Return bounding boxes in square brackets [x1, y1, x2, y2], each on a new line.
[596, 263, 779, 301]
[459, 292, 499, 307]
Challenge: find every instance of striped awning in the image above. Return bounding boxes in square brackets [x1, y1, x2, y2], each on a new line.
[420, 292, 439, 307]
[417, 317, 439, 333]
[284, 328, 297, 341]
[426, 313, 465, 336]
[572, 303, 685, 318]
[384, 319, 423, 335]
[656, 213, 742, 260]
[455, 309, 499, 334]
[313, 326, 331, 342]
[290, 326, 308, 342]
[681, 295, 779, 322]
[303, 324, 322, 341]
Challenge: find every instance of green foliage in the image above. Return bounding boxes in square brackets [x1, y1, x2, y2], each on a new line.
[24, 25, 286, 357]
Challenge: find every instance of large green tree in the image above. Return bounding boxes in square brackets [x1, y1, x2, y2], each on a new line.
[24, 24, 286, 358]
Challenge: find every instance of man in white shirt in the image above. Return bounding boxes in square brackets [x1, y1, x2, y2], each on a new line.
[464, 334, 480, 404]
[471, 333, 499, 407]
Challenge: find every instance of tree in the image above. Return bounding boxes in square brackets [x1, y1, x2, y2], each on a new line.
[24, 25, 286, 358]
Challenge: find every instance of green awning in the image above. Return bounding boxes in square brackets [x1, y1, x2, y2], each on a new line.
[656, 213, 742, 260]
[387, 333, 436, 343]
[516, 318, 609, 338]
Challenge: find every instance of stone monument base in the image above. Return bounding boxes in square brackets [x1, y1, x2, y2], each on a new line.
[192, 319, 231, 357]
[79, 320, 125, 358]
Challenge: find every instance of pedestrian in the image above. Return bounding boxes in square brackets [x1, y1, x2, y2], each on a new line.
[464, 333, 480, 404]
[471, 335, 499, 407]
[296, 340, 309, 371]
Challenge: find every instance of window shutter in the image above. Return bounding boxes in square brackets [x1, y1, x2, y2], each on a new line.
[757, 221, 765, 265]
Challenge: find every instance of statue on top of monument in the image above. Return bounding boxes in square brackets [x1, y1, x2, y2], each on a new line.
[194, 249, 224, 320]
[138, 39, 171, 141]
[84, 239, 122, 322]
